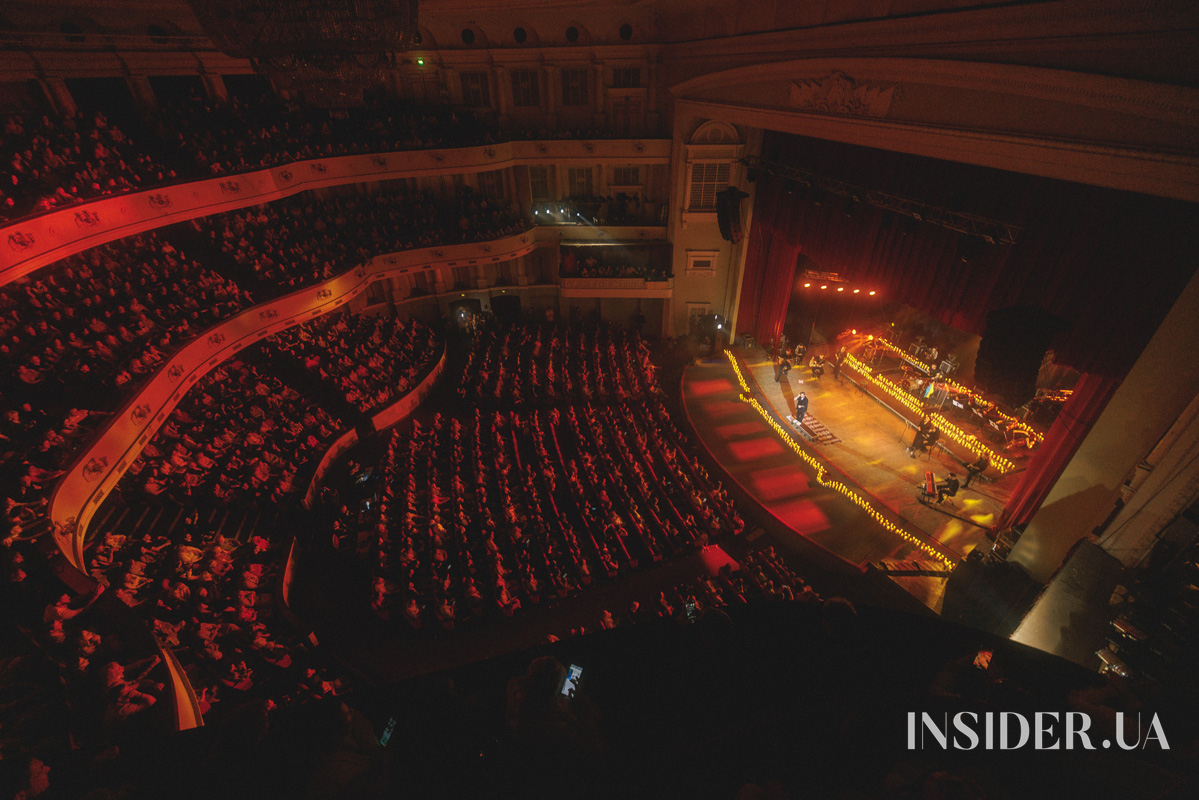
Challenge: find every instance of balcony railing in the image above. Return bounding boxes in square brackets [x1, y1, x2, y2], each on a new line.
[558, 276, 674, 297]
[0, 138, 671, 286]
[48, 222, 669, 572]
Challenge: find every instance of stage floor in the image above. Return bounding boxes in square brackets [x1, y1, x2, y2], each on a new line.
[682, 347, 1021, 610]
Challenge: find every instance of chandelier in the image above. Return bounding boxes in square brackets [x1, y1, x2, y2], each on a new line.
[187, 1, 419, 106]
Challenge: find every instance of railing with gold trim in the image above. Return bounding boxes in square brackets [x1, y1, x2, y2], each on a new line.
[0, 138, 671, 287]
[558, 277, 673, 297]
[47, 224, 667, 572]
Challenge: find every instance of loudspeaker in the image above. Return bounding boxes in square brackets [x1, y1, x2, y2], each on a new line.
[942, 549, 1038, 635]
[716, 187, 750, 244]
[975, 306, 1068, 408]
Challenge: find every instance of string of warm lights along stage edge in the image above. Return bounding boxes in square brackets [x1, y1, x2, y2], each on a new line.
[870, 338, 1043, 446]
[842, 353, 1017, 474]
[725, 350, 957, 569]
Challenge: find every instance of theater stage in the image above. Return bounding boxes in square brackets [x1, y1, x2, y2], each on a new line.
[681, 347, 1021, 610]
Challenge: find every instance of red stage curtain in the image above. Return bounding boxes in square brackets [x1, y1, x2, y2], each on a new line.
[736, 178, 800, 347]
[736, 131, 1198, 529]
[736, 132, 1199, 379]
[998, 371, 1120, 528]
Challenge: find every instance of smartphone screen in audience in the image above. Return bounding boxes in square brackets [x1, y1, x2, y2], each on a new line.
[561, 665, 583, 696]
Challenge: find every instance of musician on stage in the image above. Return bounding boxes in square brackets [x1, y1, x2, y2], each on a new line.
[832, 346, 848, 381]
[964, 455, 989, 488]
[775, 352, 792, 382]
[908, 423, 939, 458]
[795, 392, 809, 421]
[936, 472, 960, 504]
[908, 418, 934, 456]
[809, 354, 825, 379]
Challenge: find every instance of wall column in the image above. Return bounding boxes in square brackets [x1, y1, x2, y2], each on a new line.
[542, 65, 557, 127]
[441, 65, 460, 104]
[200, 73, 228, 104]
[125, 74, 157, 111]
[492, 66, 509, 122]
[645, 57, 660, 134]
[592, 62, 605, 126]
[40, 77, 77, 117]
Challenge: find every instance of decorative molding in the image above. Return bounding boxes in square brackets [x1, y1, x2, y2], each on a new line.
[1, 139, 672, 285]
[673, 97, 1199, 204]
[685, 249, 719, 277]
[7, 231, 34, 251]
[789, 71, 897, 118]
[689, 120, 740, 146]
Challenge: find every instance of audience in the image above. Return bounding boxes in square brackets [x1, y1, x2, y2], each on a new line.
[116, 360, 339, 509]
[1, 96, 643, 224]
[1, 110, 177, 221]
[266, 310, 442, 416]
[189, 186, 528, 299]
[359, 321, 744, 629]
[559, 247, 671, 280]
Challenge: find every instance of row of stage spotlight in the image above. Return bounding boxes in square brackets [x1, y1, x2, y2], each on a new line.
[800, 281, 877, 296]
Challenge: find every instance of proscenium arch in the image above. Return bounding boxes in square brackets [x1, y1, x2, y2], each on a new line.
[670, 57, 1199, 203]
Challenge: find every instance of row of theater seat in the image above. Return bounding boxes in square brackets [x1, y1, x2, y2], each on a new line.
[363, 321, 743, 632]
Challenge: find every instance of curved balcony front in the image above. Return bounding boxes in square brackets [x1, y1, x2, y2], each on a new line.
[0, 138, 671, 286]
[47, 223, 668, 572]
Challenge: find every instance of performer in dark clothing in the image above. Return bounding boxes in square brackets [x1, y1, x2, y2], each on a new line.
[809, 355, 825, 380]
[795, 392, 809, 421]
[907, 418, 935, 457]
[909, 426, 939, 458]
[832, 347, 847, 382]
[936, 473, 960, 503]
[964, 455, 989, 488]
[775, 354, 792, 382]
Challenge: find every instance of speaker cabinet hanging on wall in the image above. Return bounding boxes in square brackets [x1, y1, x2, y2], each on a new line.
[975, 306, 1069, 408]
[716, 187, 750, 244]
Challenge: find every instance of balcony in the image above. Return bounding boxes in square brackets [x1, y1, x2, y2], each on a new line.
[558, 277, 673, 298]
[0, 138, 672, 285]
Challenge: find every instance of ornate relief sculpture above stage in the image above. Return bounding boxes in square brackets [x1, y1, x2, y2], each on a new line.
[668, 58, 1199, 203]
[47, 224, 663, 575]
[0, 137, 672, 287]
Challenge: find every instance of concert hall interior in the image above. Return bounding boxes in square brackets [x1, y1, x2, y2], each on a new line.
[1, 1, 1198, 798]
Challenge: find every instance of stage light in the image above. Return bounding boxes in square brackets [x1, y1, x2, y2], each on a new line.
[820, 285, 827, 290]
[560, 208, 565, 213]
[869, 291, 876, 295]
[836, 287, 844, 292]
[853, 289, 860, 294]
[851, 329, 857, 334]
[417, 58, 424, 65]
[867, 335, 874, 340]
[803, 282, 811, 288]
[533, 209, 538, 214]
[717, 323, 723, 330]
